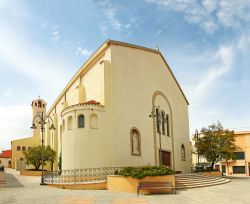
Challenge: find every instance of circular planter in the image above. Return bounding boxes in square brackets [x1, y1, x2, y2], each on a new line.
[107, 175, 175, 193]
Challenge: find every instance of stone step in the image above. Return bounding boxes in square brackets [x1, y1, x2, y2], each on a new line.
[176, 179, 227, 185]
[176, 178, 223, 183]
[176, 180, 227, 186]
[175, 174, 221, 178]
[175, 174, 230, 189]
[175, 179, 230, 189]
[176, 176, 221, 180]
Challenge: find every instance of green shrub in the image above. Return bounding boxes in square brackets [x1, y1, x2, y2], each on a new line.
[115, 166, 175, 179]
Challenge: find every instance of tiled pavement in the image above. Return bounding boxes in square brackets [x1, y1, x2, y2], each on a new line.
[1, 168, 250, 204]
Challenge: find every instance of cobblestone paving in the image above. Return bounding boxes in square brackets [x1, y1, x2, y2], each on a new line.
[1, 168, 250, 204]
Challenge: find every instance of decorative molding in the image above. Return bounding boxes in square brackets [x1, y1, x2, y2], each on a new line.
[151, 91, 175, 170]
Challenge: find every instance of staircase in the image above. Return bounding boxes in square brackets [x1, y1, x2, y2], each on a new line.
[175, 174, 230, 189]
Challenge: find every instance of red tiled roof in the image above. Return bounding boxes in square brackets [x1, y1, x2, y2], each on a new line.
[66, 100, 103, 109]
[0, 150, 12, 158]
[82, 100, 101, 105]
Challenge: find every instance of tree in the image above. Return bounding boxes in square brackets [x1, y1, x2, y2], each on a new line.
[24, 145, 56, 171]
[24, 146, 45, 170]
[195, 121, 239, 170]
[45, 146, 56, 171]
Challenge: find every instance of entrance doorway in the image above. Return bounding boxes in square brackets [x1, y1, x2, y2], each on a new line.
[160, 150, 171, 167]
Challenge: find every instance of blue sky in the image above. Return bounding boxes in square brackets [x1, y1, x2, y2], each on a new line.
[1, 0, 250, 150]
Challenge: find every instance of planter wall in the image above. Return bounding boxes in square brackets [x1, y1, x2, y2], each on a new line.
[20, 170, 42, 176]
[107, 175, 175, 193]
[200, 171, 222, 177]
[48, 182, 107, 190]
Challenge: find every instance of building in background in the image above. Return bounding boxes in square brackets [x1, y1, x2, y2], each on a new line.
[0, 150, 12, 168]
[220, 131, 250, 176]
[11, 99, 46, 170]
[45, 40, 191, 173]
[191, 130, 250, 175]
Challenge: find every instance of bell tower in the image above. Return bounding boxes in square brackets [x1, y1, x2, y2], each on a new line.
[31, 97, 47, 137]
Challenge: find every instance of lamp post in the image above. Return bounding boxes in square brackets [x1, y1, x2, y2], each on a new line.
[31, 111, 55, 185]
[149, 106, 167, 166]
[194, 129, 199, 166]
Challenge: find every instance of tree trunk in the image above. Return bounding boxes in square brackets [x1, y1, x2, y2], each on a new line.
[211, 161, 215, 170]
[226, 160, 229, 175]
[50, 162, 53, 171]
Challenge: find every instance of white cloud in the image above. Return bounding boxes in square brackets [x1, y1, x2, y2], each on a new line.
[146, 0, 250, 34]
[0, 2, 72, 148]
[237, 32, 250, 53]
[98, 0, 137, 34]
[0, 25, 69, 94]
[4, 89, 13, 97]
[191, 32, 250, 99]
[76, 47, 92, 57]
[0, 5, 72, 94]
[51, 31, 61, 43]
[99, 22, 108, 35]
[193, 45, 234, 97]
[0, 0, 30, 19]
[177, 33, 250, 133]
[41, 22, 48, 28]
[155, 30, 162, 36]
[202, 0, 217, 13]
[0, 104, 31, 149]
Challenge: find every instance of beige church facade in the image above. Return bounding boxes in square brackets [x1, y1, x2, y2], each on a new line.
[45, 40, 191, 173]
[11, 99, 46, 170]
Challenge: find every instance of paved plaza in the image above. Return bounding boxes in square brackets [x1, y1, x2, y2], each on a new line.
[1, 168, 250, 204]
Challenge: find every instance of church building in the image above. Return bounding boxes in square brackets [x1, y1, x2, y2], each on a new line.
[11, 99, 46, 170]
[45, 40, 191, 173]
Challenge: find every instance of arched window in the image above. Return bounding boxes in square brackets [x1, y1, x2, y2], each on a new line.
[161, 111, 166, 135]
[38, 100, 42, 107]
[90, 114, 98, 129]
[130, 128, 141, 156]
[28, 147, 32, 151]
[67, 116, 73, 130]
[166, 114, 170, 136]
[181, 144, 186, 161]
[62, 119, 65, 132]
[22, 146, 26, 151]
[17, 146, 21, 151]
[78, 115, 85, 128]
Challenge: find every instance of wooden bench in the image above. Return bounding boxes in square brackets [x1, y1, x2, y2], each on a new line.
[137, 181, 176, 195]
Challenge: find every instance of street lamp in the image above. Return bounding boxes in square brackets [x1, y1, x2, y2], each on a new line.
[149, 105, 167, 166]
[31, 111, 55, 185]
[194, 129, 200, 165]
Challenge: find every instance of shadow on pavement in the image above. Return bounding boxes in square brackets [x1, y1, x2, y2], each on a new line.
[1, 173, 24, 188]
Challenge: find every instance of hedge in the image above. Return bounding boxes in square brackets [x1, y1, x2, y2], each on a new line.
[114, 166, 175, 179]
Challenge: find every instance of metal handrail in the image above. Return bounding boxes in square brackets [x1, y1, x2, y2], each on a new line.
[44, 167, 123, 184]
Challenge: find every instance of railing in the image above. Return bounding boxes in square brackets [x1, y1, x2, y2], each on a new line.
[44, 167, 123, 184]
